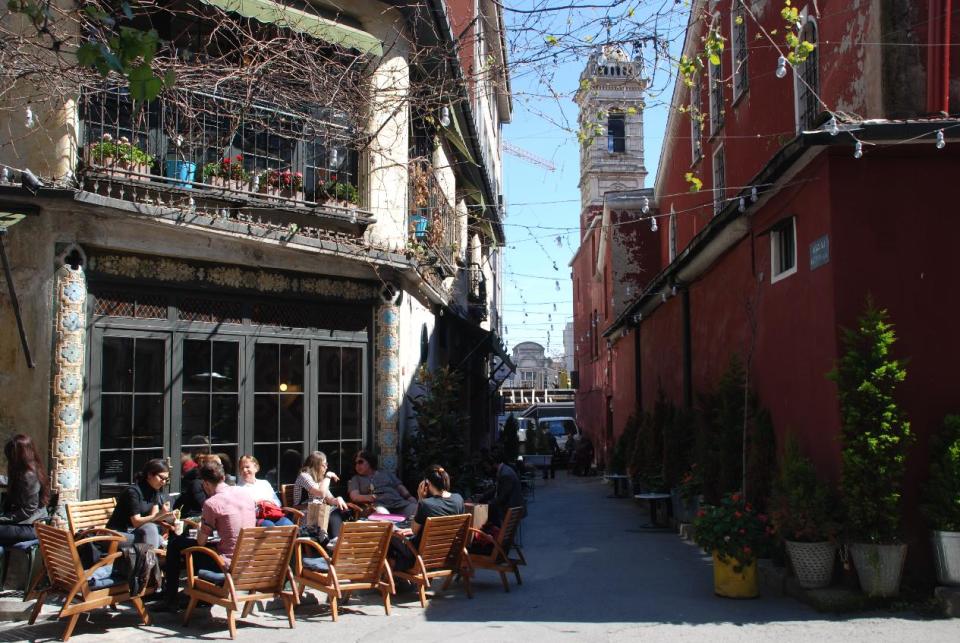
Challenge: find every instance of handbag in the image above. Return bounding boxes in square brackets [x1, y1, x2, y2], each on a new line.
[305, 501, 331, 531]
[256, 500, 285, 522]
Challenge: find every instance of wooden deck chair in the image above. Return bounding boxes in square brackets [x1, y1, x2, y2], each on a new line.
[28, 523, 152, 642]
[293, 520, 394, 621]
[182, 525, 299, 639]
[468, 506, 527, 592]
[392, 514, 473, 608]
[66, 497, 173, 559]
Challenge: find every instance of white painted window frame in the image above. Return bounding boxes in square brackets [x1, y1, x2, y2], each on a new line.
[770, 216, 798, 283]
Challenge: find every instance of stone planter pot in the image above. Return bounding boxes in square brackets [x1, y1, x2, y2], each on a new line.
[785, 540, 836, 589]
[932, 530, 960, 586]
[850, 542, 907, 597]
[712, 551, 758, 599]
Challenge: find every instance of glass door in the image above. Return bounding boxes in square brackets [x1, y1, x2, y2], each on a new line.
[316, 343, 365, 475]
[250, 340, 308, 488]
[90, 330, 170, 498]
[177, 336, 243, 483]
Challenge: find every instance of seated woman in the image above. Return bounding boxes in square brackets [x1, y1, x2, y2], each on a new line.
[293, 451, 349, 537]
[237, 454, 294, 527]
[106, 458, 174, 549]
[391, 464, 464, 571]
[347, 450, 418, 518]
[0, 434, 50, 546]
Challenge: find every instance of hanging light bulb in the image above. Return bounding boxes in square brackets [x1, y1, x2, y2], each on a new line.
[25, 106, 35, 128]
[553, 303, 557, 312]
[650, 216, 658, 232]
[661, 292, 667, 303]
[739, 197, 746, 213]
[328, 148, 339, 168]
[776, 56, 788, 79]
[936, 129, 946, 150]
[641, 196, 650, 214]
[555, 280, 561, 292]
[750, 186, 758, 202]
[828, 116, 839, 136]
[854, 140, 863, 159]
[439, 106, 451, 128]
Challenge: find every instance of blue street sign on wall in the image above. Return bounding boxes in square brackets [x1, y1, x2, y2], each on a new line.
[810, 235, 830, 270]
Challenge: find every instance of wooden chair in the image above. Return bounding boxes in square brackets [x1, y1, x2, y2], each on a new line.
[28, 523, 152, 642]
[279, 484, 305, 525]
[182, 525, 299, 639]
[468, 506, 527, 592]
[392, 514, 473, 607]
[66, 497, 173, 559]
[293, 520, 394, 621]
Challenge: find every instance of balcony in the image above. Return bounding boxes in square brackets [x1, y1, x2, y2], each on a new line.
[467, 262, 488, 322]
[407, 160, 459, 276]
[78, 86, 373, 237]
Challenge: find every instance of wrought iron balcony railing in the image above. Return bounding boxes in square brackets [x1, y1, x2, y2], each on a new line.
[78, 86, 369, 228]
[408, 160, 459, 275]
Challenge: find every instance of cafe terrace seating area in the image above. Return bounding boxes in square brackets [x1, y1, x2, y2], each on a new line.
[13, 497, 527, 641]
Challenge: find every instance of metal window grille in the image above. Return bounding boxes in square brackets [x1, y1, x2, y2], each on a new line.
[712, 147, 726, 215]
[94, 291, 167, 319]
[709, 55, 724, 134]
[732, 3, 749, 100]
[690, 76, 703, 160]
[796, 20, 820, 131]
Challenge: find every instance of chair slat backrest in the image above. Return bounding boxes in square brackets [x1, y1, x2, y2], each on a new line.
[35, 522, 84, 593]
[280, 484, 295, 507]
[228, 525, 298, 591]
[497, 507, 523, 556]
[417, 514, 471, 572]
[330, 521, 392, 581]
[66, 498, 118, 534]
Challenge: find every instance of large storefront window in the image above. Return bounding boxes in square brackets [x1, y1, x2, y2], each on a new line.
[86, 288, 369, 499]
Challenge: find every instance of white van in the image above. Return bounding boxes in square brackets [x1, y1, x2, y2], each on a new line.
[536, 417, 582, 451]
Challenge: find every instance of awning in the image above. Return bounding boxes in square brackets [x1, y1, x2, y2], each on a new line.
[443, 106, 476, 165]
[200, 0, 383, 56]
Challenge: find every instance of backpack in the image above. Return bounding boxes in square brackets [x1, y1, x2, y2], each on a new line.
[113, 543, 161, 596]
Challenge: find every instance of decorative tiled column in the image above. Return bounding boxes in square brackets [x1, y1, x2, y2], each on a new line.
[375, 303, 401, 472]
[49, 264, 86, 514]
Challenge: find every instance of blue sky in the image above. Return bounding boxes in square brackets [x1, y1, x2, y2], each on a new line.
[500, 5, 687, 360]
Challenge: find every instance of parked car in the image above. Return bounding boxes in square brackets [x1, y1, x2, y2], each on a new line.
[515, 417, 536, 444]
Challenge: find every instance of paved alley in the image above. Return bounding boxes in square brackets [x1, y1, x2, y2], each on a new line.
[0, 474, 955, 642]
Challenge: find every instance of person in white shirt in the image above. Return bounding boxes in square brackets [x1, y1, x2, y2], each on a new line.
[237, 454, 294, 527]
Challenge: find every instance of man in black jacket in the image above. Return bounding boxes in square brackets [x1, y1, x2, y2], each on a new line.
[475, 449, 525, 527]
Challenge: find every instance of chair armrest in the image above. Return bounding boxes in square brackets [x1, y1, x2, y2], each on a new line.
[294, 536, 332, 576]
[75, 533, 126, 556]
[182, 546, 228, 574]
[282, 507, 304, 524]
[82, 551, 121, 580]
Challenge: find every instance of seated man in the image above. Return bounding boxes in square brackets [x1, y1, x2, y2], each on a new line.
[347, 450, 418, 519]
[159, 459, 256, 609]
[474, 448, 525, 527]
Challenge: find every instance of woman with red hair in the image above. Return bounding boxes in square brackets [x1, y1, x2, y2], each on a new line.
[0, 434, 49, 545]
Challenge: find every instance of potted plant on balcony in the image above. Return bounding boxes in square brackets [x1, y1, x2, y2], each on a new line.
[86, 134, 153, 179]
[693, 492, 773, 598]
[828, 298, 913, 597]
[770, 439, 840, 589]
[203, 155, 250, 191]
[261, 169, 303, 201]
[318, 177, 359, 208]
[922, 414, 960, 587]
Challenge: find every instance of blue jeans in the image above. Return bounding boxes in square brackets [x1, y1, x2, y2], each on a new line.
[257, 516, 294, 527]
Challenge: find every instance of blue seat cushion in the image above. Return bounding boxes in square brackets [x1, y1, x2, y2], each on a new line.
[88, 564, 117, 589]
[301, 557, 329, 573]
[12, 539, 38, 551]
[197, 569, 226, 586]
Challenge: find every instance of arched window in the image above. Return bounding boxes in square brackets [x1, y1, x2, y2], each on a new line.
[607, 111, 626, 153]
[795, 17, 819, 131]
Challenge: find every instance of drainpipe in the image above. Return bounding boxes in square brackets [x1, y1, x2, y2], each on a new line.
[681, 288, 693, 408]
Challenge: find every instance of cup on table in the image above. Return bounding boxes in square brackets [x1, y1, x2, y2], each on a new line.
[174, 519, 184, 536]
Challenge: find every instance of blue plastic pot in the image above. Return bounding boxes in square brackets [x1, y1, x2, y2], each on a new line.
[412, 213, 429, 239]
[165, 160, 197, 189]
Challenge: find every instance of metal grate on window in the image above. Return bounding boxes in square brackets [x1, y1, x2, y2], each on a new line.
[732, 3, 749, 100]
[178, 297, 243, 324]
[94, 291, 168, 319]
[252, 302, 368, 332]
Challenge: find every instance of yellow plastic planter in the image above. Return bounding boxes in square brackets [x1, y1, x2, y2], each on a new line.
[712, 551, 759, 598]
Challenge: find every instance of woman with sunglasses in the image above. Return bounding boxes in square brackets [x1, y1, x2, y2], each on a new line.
[347, 450, 417, 519]
[106, 458, 175, 549]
